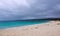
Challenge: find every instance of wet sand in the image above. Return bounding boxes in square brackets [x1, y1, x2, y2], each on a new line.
[0, 21, 60, 36]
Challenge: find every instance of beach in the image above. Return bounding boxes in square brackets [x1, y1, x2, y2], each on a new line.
[0, 21, 60, 36]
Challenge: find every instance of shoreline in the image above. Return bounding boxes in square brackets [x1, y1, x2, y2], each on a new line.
[0, 20, 49, 29]
[0, 21, 49, 30]
[0, 21, 60, 36]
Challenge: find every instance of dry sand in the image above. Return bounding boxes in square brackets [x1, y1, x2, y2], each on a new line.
[0, 21, 60, 36]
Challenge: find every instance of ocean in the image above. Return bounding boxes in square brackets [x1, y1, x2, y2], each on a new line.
[0, 20, 49, 29]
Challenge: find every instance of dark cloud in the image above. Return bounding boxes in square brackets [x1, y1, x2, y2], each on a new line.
[0, 0, 60, 21]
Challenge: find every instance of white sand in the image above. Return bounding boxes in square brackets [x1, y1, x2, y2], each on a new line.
[0, 21, 60, 36]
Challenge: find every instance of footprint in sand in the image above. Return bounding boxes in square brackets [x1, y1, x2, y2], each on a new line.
[57, 23, 60, 25]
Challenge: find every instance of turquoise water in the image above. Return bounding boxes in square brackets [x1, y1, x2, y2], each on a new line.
[0, 20, 49, 29]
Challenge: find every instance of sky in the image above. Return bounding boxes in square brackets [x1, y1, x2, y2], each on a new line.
[0, 0, 60, 21]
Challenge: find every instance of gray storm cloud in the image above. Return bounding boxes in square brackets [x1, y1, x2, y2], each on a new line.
[0, 0, 60, 21]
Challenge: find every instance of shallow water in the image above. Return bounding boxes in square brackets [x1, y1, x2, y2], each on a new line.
[0, 20, 50, 29]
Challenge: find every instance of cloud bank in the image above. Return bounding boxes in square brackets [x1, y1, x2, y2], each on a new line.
[0, 0, 60, 21]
